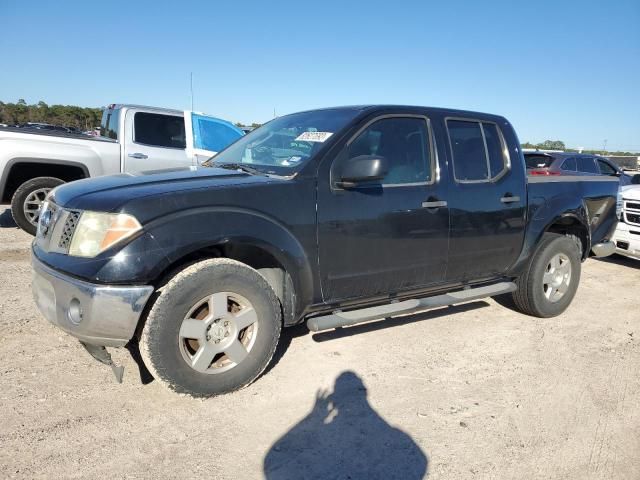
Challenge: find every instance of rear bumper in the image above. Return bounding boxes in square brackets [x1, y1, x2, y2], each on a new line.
[31, 252, 154, 347]
[611, 222, 640, 260]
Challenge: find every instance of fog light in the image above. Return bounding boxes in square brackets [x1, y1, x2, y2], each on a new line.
[67, 298, 83, 325]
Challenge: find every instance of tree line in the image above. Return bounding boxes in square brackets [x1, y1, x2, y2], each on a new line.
[0, 100, 636, 156]
[0, 99, 102, 130]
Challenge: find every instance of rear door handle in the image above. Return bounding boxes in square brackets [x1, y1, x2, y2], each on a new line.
[128, 153, 148, 159]
[500, 195, 520, 204]
[421, 200, 448, 208]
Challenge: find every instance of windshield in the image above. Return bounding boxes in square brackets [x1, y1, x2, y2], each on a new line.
[209, 109, 361, 175]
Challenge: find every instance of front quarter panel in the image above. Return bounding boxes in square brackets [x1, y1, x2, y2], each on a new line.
[92, 179, 318, 318]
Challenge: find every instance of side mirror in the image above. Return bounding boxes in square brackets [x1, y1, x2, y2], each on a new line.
[337, 155, 388, 188]
[632, 174, 640, 185]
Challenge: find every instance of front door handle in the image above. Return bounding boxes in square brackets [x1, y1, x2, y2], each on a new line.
[128, 153, 148, 159]
[500, 195, 521, 204]
[421, 200, 448, 208]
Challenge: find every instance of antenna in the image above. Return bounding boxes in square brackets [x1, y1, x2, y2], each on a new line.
[190, 72, 194, 111]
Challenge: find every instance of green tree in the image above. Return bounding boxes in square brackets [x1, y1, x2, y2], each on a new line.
[539, 140, 565, 150]
[0, 99, 102, 129]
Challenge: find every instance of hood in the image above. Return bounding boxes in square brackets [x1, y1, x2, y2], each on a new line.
[50, 166, 283, 212]
[621, 184, 640, 201]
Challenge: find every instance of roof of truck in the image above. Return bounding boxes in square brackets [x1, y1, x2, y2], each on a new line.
[290, 104, 509, 122]
[105, 104, 184, 115]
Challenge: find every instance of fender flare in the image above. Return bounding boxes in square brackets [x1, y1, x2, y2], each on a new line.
[0, 157, 90, 199]
[509, 197, 591, 276]
[96, 206, 316, 318]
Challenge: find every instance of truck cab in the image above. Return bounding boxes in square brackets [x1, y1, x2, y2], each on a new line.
[100, 104, 245, 171]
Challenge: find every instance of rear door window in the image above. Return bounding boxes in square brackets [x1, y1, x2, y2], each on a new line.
[482, 123, 506, 177]
[447, 119, 508, 182]
[561, 157, 577, 171]
[576, 156, 598, 174]
[134, 112, 186, 149]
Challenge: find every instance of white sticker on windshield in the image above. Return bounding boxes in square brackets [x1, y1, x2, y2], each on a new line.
[295, 131, 333, 142]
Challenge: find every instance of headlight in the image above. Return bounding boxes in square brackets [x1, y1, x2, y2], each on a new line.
[68, 211, 142, 257]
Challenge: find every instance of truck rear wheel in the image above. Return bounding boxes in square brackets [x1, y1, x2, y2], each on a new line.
[139, 258, 282, 397]
[509, 233, 581, 317]
[11, 177, 64, 235]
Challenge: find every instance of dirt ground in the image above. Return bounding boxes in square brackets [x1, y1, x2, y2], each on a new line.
[0, 205, 638, 479]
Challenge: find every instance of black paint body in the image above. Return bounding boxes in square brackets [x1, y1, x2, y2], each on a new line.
[34, 106, 619, 326]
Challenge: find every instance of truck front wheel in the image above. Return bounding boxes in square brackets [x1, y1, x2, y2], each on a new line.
[510, 233, 582, 318]
[139, 258, 282, 397]
[11, 177, 64, 235]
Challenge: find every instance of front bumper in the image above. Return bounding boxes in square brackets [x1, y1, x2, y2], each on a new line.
[611, 222, 640, 260]
[31, 252, 154, 347]
[591, 240, 616, 257]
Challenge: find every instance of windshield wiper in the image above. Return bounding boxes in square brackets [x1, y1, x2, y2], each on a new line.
[207, 162, 266, 176]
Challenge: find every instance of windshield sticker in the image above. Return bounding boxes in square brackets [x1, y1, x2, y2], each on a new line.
[281, 156, 302, 166]
[295, 131, 333, 143]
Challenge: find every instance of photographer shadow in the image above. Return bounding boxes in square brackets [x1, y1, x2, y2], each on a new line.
[264, 371, 428, 479]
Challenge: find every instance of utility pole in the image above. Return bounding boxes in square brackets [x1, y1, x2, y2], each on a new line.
[190, 72, 194, 111]
[603, 139, 608, 155]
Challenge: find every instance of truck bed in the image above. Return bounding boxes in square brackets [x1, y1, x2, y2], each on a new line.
[0, 126, 116, 143]
[523, 175, 619, 262]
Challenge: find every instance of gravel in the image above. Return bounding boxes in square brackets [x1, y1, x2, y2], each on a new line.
[0, 206, 638, 479]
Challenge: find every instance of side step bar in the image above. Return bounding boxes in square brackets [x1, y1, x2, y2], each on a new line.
[307, 281, 516, 332]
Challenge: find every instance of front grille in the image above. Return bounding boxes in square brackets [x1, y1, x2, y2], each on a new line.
[626, 212, 640, 225]
[626, 201, 640, 210]
[58, 211, 81, 250]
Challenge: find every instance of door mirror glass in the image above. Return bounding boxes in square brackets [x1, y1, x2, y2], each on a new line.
[338, 155, 388, 188]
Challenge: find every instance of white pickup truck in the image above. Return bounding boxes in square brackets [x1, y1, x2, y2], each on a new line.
[0, 104, 244, 234]
[612, 184, 640, 260]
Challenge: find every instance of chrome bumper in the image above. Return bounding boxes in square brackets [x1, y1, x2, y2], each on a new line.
[611, 222, 640, 260]
[31, 253, 154, 347]
[591, 240, 616, 258]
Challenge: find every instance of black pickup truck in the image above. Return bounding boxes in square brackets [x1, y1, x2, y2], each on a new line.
[31, 105, 618, 397]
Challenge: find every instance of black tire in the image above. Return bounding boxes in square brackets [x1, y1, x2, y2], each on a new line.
[509, 233, 582, 318]
[11, 177, 64, 235]
[140, 258, 282, 397]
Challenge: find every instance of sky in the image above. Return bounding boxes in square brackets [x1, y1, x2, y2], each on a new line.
[0, 0, 638, 151]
